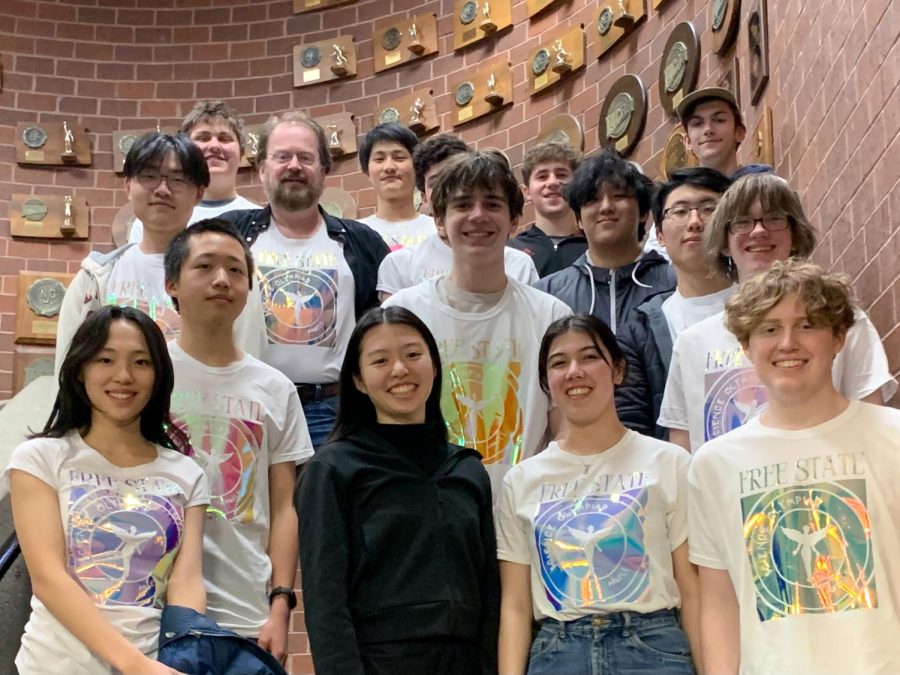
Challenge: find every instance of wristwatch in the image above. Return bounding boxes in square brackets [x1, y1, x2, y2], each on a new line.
[268, 586, 298, 610]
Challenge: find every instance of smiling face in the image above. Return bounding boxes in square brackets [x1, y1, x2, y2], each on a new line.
[437, 186, 518, 265]
[367, 140, 416, 203]
[683, 99, 745, 169]
[126, 150, 204, 237]
[165, 231, 250, 327]
[658, 184, 722, 274]
[545, 329, 623, 427]
[188, 118, 241, 184]
[81, 320, 156, 431]
[353, 323, 436, 425]
[524, 160, 575, 220]
[579, 181, 641, 251]
[259, 122, 325, 211]
[744, 293, 845, 405]
[725, 198, 793, 280]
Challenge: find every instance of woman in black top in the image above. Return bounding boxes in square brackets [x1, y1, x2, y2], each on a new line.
[296, 306, 500, 675]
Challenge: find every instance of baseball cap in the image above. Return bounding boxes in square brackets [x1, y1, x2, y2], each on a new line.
[676, 87, 743, 127]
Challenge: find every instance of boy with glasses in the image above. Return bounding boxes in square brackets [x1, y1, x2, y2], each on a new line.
[55, 133, 266, 373]
[616, 168, 734, 438]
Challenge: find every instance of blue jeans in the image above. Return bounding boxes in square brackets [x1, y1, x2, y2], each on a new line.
[527, 609, 695, 675]
[302, 394, 339, 451]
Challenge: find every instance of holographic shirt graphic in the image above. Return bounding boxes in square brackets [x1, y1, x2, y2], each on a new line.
[66, 473, 186, 608]
[443, 359, 524, 465]
[703, 345, 768, 442]
[740, 478, 877, 621]
[535, 488, 650, 610]
[105, 280, 180, 341]
[256, 250, 339, 348]
[170, 390, 265, 523]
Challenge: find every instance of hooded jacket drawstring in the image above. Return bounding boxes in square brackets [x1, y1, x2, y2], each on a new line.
[584, 255, 656, 334]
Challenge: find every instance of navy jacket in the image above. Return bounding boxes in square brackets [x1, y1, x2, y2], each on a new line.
[615, 292, 674, 439]
[507, 225, 588, 278]
[220, 205, 389, 320]
[157, 605, 287, 675]
[533, 251, 675, 334]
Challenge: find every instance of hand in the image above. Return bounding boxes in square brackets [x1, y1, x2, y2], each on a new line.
[120, 655, 185, 675]
[258, 602, 290, 665]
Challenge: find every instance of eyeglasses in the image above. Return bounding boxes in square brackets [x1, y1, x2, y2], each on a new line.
[136, 170, 194, 193]
[728, 213, 790, 234]
[268, 151, 319, 166]
[662, 202, 718, 225]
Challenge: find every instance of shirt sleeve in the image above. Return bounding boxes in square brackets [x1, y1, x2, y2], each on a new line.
[233, 282, 268, 361]
[667, 447, 690, 551]
[376, 250, 406, 295]
[54, 269, 96, 378]
[269, 382, 315, 466]
[686, 451, 728, 569]
[2, 439, 59, 494]
[185, 462, 211, 508]
[657, 334, 690, 431]
[838, 309, 898, 402]
[494, 472, 531, 565]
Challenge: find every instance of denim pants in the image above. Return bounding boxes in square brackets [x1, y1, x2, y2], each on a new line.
[527, 609, 695, 675]
[302, 394, 339, 451]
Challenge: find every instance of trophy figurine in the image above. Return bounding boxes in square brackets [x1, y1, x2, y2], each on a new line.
[484, 72, 504, 106]
[327, 123, 343, 157]
[551, 39, 572, 74]
[61, 121, 77, 163]
[246, 131, 260, 162]
[61, 195, 75, 235]
[480, 1, 497, 33]
[613, 0, 635, 28]
[330, 44, 349, 76]
[409, 98, 426, 133]
[408, 21, 425, 54]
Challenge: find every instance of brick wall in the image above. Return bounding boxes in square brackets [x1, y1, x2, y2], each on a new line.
[0, 0, 896, 669]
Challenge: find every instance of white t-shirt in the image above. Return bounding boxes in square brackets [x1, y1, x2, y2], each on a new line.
[105, 246, 181, 341]
[658, 309, 897, 451]
[252, 221, 355, 384]
[661, 285, 736, 339]
[688, 402, 900, 674]
[360, 213, 435, 251]
[168, 342, 313, 636]
[383, 278, 571, 490]
[496, 432, 689, 621]
[1, 433, 208, 674]
[377, 233, 539, 295]
[128, 195, 259, 243]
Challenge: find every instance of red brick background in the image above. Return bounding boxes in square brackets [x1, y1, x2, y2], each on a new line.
[0, 0, 897, 669]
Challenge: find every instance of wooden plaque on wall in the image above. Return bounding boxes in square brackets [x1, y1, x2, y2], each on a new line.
[528, 26, 585, 95]
[711, 0, 741, 55]
[536, 114, 584, 150]
[717, 57, 742, 108]
[374, 90, 439, 136]
[449, 57, 513, 127]
[293, 0, 355, 13]
[240, 123, 265, 168]
[598, 74, 647, 157]
[317, 112, 357, 159]
[526, 0, 559, 17]
[748, 0, 769, 104]
[293, 36, 357, 88]
[748, 107, 774, 166]
[17, 121, 92, 166]
[13, 347, 55, 394]
[11, 193, 90, 240]
[373, 14, 438, 74]
[320, 187, 358, 220]
[453, 0, 512, 50]
[15, 271, 75, 345]
[658, 126, 698, 179]
[658, 21, 701, 117]
[589, 0, 647, 61]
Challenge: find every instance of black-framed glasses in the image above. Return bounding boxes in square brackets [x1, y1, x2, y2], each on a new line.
[136, 170, 194, 193]
[662, 202, 718, 225]
[728, 213, 790, 234]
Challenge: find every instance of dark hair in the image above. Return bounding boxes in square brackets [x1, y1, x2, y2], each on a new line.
[258, 111, 332, 175]
[123, 132, 210, 188]
[680, 95, 744, 130]
[521, 142, 583, 184]
[537, 314, 626, 395]
[430, 150, 525, 220]
[164, 218, 255, 312]
[412, 133, 470, 192]
[36, 306, 188, 452]
[329, 306, 446, 443]
[564, 150, 653, 240]
[181, 99, 244, 154]
[359, 122, 420, 175]
[652, 167, 733, 229]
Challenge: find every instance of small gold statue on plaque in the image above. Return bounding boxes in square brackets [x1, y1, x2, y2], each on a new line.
[409, 98, 426, 133]
[408, 21, 425, 54]
[327, 123, 343, 157]
[551, 39, 572, 74]
[331, 44, 349, 76]
[62, 121, 76, 163]
[484, 72, 504, 106]
[480, 1, 497, 33]
[246, 131, 260, 161]
[61, 195, 75, 235]
[613, 0, 635, 28]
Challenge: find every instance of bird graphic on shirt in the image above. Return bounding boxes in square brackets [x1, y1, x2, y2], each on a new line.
[107, 523, 155, 579]
[456, 394, 496, 445]
[733, 395, 766, 423]
[781, 524, 830, 581]
[278, 288, 317, 326]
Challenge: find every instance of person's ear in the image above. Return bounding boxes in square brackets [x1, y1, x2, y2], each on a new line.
[353, 374, 367, 395]
[734, 124, 747, 146]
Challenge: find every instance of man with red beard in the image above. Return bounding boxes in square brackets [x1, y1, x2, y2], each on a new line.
[219, 111, 389, 448]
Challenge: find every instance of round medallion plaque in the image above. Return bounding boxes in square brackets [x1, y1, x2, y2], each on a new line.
[532, 48, 550, 76]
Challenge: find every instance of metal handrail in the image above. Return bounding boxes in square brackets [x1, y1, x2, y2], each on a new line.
[0, 532, 21, 581]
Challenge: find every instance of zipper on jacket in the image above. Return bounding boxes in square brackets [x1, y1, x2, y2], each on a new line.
[609, 269, 617, 334]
